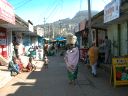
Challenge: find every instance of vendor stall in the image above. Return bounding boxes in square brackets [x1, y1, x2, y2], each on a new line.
[111, 56, 128, 87]
[79, 48, 88, 63]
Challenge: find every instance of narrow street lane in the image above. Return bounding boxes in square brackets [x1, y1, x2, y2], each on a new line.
[0, 55, 128, 96]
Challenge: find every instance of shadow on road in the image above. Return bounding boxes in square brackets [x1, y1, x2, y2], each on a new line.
[6, 55, 128, 96]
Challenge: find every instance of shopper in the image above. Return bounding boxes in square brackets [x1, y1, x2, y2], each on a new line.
[88, 41, 99, 77]
[64, 33, 79, 85]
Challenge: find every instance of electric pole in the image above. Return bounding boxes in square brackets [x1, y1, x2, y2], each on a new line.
[43, 17, 46, 37]
[59, 20, 62, 36]
[52, 24, 54, 39]
[88, 0, 93, 47]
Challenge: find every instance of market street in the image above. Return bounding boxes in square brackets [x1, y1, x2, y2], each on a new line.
[0, 55, 128, 96]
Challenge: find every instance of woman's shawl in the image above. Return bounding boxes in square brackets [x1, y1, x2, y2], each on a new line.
[64, 47, 79, 72]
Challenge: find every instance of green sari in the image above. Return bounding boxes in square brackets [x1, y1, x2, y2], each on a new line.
[67, 65, 78, 80]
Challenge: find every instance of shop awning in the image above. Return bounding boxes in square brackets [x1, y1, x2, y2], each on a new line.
[55, 37, 66, 41]
[0, 0, 15, 25]
[0, 15, 29, 32]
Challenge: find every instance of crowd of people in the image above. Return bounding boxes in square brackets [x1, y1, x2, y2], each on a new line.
[10, 34, 112, 85]
[8, 55, 36, 76]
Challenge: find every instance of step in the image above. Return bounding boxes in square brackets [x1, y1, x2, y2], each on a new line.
[0, 70, 12, 88]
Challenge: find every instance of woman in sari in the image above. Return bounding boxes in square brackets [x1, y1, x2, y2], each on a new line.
[8, 56, 20, 76]
[64, 33, 79, 85]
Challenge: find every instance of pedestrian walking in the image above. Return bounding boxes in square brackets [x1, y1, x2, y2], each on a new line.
[64, 33, 79, 85]
[44, 41, 49, 55]
[88, 41, 99, 77]
[44, 55, 49, 69]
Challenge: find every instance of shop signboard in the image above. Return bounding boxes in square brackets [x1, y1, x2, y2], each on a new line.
[0, 0, 15, 24]
[104, 0, 120, 23]
[37, 27, 44, 37]
[28, 22, 34, 32]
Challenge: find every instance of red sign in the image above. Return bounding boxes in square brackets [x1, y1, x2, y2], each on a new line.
[0, 0, 15, 24]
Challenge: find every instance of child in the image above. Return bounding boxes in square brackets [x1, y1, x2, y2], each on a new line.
[44, 56, 49, 69]
[26, 57, 36, 72]
[17, 55, 24, 72]
[8, 56, 20, 76]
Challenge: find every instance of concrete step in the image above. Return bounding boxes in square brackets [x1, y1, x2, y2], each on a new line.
[0, 55, 9, 65]
[0, 70, 12, 88]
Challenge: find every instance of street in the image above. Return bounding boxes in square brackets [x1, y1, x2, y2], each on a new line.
[0, 55, 128, 96]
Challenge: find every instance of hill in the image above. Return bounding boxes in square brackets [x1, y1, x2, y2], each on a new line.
[37, 10, 98, 38]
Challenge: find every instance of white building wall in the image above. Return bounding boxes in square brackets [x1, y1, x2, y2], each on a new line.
[108, 24, 118, 56]
[7, 30, 12, 61]
[120, 22, 127, 56]
[107, 22, 128, 56]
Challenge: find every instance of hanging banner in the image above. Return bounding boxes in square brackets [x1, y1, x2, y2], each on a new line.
[104, 0, 120, 23]
[37, 27, 44, 37]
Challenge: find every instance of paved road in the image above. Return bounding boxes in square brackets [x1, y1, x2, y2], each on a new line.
[0, 55, 128, 96]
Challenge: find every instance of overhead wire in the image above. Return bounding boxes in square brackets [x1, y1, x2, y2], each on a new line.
[13, 0, 27, 6]
[36, 0, 58, 24]
[43, 0, 57, 16]
[45, 2, 59, 20]
[47, 0, 63, 21]
[102, 0, 107, 4]
[79, 0, 82, 11]
[46, 4, 59, 20]
[59, 0, 64, 19]
[102, 0, 111, 5]
[14, 0, 32, 10]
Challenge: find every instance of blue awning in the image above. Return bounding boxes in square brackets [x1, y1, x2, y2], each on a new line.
[55, 37, 66, 41]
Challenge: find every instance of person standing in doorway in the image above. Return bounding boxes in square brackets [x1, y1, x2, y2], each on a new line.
[12, 37, 19, 58]
[104, 36, 111, 64]
[64, 33, 79, 85]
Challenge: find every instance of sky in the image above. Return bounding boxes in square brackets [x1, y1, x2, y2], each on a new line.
[7, 0, 112, 25]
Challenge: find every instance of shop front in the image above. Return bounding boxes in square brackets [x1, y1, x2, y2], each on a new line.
[0, 27, 7, 58]
[104, 1, 128, 56]
[102, 0, 128, 87]
[0, 0, 15, 62]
